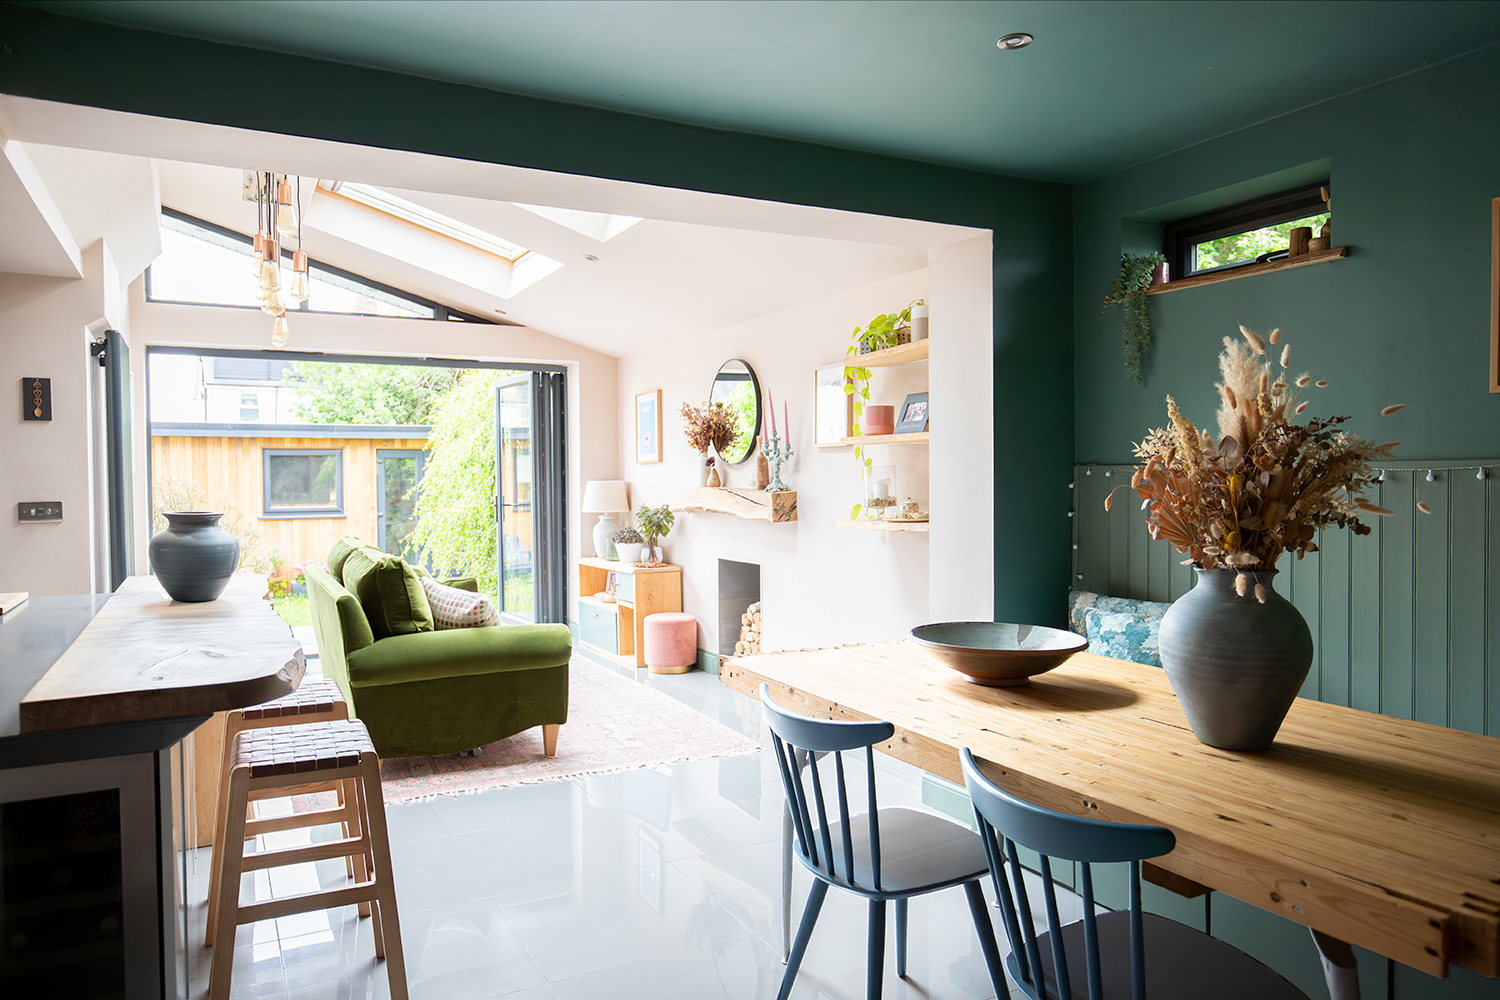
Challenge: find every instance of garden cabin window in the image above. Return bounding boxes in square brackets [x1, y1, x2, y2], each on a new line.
[1163, 183, 1330, 278]
[263, 448, 344, 518]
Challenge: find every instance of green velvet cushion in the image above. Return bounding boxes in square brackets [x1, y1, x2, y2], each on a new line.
[404, 564, 476, 591]
[346, 622, 572, 687]
[340, 545, 434, 640]
[327, 536, 364, 582]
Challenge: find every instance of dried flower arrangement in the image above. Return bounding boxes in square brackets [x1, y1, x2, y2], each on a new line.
[681, 400, 743, 465]
[1110, 326, 1409, 602]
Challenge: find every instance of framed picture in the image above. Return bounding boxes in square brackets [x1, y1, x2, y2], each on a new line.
[815, 365, 854, 446]
[636, 389, 663, 463]
[894, 392, 929, 434]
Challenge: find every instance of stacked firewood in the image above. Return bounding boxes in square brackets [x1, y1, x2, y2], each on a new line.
[734, 602, 762, 656]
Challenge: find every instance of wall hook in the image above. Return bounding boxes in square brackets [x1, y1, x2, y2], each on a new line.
[1067, 511, 1075, 518]
[1086, 469, 1092, 476]
[1427, 470, 1436, 482]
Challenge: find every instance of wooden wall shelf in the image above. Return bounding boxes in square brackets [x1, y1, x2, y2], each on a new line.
[671, 487, 797, 523]
[836, 519, 930, 532]
[838, 431, 929, 446]
[842, 340, 928, 367]
[1146, 246, 1348, 295]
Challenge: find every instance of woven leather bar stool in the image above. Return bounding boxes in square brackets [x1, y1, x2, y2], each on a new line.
[205, 677, 368, 945]
[207, 718, 407, 1000]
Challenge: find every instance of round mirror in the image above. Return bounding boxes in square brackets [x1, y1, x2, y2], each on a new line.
[708, 359, 761, 465]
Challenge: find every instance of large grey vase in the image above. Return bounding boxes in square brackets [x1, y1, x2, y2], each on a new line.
[1158, 567, 1313, 751]
[148, 511, 240, 602]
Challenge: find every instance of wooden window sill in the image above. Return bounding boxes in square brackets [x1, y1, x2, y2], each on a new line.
[1147, 246, 1348, 295]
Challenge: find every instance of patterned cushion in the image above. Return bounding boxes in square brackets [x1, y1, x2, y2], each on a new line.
[1067, 588, 1171, 637]
[1085, 607, 1163, 668]
[420, 576, 500, 630]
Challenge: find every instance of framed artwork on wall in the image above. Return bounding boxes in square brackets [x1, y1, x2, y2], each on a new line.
[636, 389, 663, 463]
[815, 365, 853, 446]
[894, 391, 929, 434]
[1491, 196, 1498, 393]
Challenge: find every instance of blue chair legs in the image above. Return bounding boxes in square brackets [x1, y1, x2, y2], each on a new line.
[895, 897, 908, 978]
[867, 900, 887, 1000]
[963, 879, 1009, 1000]
[779, 880, 829, 1000]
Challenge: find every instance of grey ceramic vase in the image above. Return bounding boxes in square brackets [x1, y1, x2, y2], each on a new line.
[148, 511, 240, 603]
[1158, 568, 1313, 751]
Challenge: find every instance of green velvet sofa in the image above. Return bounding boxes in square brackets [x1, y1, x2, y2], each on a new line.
[304, 537, 572, 759]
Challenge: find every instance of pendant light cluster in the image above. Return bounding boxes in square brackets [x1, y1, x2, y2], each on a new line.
[250, 172, 310, 346]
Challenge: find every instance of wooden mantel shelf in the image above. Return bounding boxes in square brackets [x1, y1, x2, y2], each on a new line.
[671, 487, 797, 523]
[1147, 246, 1348, 295]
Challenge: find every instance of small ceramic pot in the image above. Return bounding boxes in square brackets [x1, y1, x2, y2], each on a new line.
[864, 405, 895, 436]
[149, 511, 240, 602]
[615, 542, 645, 564]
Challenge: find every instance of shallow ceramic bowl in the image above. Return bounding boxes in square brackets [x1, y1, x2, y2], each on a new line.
[909, 622, 1087, 686]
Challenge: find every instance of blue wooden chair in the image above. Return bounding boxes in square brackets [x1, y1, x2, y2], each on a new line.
[959, 748, 1311, 1000]
[761, 685, 1007, 1000]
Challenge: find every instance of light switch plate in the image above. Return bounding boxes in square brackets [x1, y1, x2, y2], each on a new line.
[18, 502, 62, 522]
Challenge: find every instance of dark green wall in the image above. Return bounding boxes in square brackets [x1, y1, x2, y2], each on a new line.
[1074, 43, 1500, 465]
[0, 3, 1075, 626]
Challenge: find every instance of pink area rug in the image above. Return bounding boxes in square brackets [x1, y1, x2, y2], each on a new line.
[376, 658, 761, 804]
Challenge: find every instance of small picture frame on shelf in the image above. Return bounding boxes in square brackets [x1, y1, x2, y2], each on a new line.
[894, 392, 929, 434]
[814, 365, 853, 446]
[636, 389, 662, 463]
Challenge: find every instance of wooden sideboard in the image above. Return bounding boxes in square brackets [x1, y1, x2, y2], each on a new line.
[577, 558, 682, 667]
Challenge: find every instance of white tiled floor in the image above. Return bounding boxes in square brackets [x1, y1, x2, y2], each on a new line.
[183, 652, 1040, 1000]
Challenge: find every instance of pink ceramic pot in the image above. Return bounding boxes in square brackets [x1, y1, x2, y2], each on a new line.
[864, 405, 895, 436]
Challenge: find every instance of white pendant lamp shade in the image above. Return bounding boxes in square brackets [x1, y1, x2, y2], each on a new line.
[582, 480, 630, 560]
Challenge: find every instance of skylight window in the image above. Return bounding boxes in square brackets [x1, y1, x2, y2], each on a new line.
[318, 180, 531, 263]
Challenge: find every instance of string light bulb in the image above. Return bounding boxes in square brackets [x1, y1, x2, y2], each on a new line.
[270, 309, 289, 348]
[258, 238, 281, 292]
[251, 230, 266, 276]
[275, 177, 298, 240]
[289, 249, 310, 303]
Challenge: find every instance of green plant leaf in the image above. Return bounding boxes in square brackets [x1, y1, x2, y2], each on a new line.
[851, 503, 862, 520]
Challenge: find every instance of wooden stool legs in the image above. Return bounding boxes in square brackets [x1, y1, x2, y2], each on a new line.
[207, 729, 406, 1000]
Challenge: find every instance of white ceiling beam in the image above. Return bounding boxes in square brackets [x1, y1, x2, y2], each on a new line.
[0, 128, 82, 277]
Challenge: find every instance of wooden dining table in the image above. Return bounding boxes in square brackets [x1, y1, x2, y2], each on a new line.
[721, 641, 1500, 981]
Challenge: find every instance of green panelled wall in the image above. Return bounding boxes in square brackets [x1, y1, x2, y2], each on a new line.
[1070, 44, 1500, 999]
[0, 3, 1076, 629]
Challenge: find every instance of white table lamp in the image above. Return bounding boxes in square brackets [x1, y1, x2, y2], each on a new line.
[582, 480, 630, 560]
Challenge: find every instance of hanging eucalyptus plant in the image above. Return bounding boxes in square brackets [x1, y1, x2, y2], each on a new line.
[1104, 252, 1165, 384]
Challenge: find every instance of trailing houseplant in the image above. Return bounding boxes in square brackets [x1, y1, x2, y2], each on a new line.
[1108, 325, 1408, 749]
[843, 299, 923, 516]
[635, 504, 675, 565]
[1103, 252, 1165, 384]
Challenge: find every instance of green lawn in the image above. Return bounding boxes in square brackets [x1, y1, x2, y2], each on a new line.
[274, 593, 311, 627]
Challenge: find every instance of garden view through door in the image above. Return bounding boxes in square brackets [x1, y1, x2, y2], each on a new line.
[496, 376, 535, 620]
[376, 449, 424, 564]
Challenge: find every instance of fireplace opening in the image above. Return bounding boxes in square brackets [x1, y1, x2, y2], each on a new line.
[717, 559, 761, 658]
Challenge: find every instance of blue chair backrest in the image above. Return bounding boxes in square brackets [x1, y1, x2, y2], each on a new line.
[960, 748, 1176, 1000]
[761, 683, 895, 892]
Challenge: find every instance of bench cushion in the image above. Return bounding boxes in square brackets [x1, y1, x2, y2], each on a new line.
[1067, 588, 1170, 637]
[1085, 606, 1163, 667]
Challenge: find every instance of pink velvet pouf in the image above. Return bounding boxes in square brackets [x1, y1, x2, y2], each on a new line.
[643, 612, 698, 674]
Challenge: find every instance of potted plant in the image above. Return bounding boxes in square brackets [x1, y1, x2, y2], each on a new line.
[1109, 325, 1409, 750]
[612, 526, 645, 564]
[636, 504, 675, 565]
[1103, 252, 1165, 384]
[681, 400, 742, 486]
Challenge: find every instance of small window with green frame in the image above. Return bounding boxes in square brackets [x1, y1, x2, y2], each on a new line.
[1164, 183, 1330, 278]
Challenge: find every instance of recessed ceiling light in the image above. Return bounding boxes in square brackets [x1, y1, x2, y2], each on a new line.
[583, 254, 599, 261]
[997, 33, 1032, 50]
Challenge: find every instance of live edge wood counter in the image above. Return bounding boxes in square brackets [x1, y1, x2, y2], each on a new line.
[722, 641, 1500, 980]
[20, 574, 304, 732]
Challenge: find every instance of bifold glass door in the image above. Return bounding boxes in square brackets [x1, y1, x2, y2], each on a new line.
[495, 372, 566, 624]
[376, 450, 424, 563]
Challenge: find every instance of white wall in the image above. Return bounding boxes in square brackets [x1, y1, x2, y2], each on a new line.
[0, 273, 102, 595]
[615, 269, 924, 654]
[126, 282, 618, 620]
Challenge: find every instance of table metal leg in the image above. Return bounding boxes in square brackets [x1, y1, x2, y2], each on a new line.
[1311, 928, 1361, 1000]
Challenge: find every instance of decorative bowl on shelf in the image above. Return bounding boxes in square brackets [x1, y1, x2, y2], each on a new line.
[909, 622, 1087, 686]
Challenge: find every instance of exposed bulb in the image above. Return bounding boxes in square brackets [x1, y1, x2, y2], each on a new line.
[275, 179, 298, 240]
[260, 288, 284, 316]
[289, 249, 311, 303]
[251, 232, 267, 275]
[259, 260, 281, 293]
[270, 311, 289, 348]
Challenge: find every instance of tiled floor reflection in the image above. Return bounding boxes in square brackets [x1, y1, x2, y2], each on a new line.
[183, 651, 1035, 999]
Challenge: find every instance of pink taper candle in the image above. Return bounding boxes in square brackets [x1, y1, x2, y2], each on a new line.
[783, 400, 789, 438]
[767, 390, 776, 433]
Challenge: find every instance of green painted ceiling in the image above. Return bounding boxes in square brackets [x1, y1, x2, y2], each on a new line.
[19, 0, 1500, 182]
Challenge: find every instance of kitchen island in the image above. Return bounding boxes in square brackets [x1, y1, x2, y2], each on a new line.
[0, 575, 303, 1000]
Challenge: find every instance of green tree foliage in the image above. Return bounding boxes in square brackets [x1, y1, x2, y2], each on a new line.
[1194, 213, 1330, 270]
[408, 369, 516, 597]
[285, 361, 461, 425]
